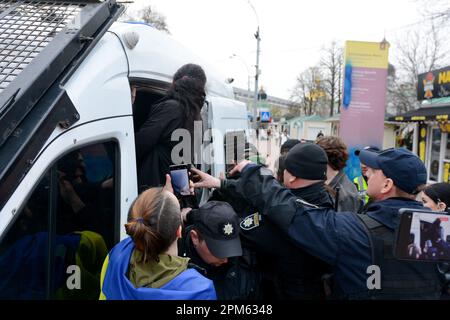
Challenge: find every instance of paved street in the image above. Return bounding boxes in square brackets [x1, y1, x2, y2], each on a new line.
[250, 130, 281, 173]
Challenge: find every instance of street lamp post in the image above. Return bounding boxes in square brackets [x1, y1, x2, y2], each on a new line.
[230, 54, 251, 98]
[247, 0, 260, 131]
[253, 27, 260, 129]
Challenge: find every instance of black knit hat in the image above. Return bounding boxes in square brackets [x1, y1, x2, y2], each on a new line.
[280, 139, 301, 153]
[284, 143, 328, 180]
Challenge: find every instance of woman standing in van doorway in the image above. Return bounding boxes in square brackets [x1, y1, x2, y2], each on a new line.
[135, 64, 206, 190]
[99, 177, 216, 300]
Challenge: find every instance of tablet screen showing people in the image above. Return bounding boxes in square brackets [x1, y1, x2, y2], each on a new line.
[406, 211, 450, 261]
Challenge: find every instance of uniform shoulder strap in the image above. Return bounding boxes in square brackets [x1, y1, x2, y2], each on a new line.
[357, 213, 383, 229]
[356, 213, 385, 267]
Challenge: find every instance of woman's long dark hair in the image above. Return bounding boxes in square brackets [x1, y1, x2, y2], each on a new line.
[167, 63, 206, 135]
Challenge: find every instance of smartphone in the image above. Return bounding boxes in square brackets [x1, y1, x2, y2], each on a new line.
[169, 164, 191, 197]
[395, 208, 450, 262]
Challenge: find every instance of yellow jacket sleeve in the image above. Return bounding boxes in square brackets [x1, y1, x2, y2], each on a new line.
[99, 255, 109, 300]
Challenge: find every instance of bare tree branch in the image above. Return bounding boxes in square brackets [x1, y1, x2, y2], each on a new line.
[320, 41, 343, 117]
[391, 16, 447, 114]
[290, 66, 328, 117]
[119, 4, 170, 34]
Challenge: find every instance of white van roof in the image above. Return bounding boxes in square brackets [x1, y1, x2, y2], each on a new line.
[110, 22, 234, 99]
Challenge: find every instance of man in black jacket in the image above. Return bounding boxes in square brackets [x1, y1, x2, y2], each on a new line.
[209, 143, 335, 299]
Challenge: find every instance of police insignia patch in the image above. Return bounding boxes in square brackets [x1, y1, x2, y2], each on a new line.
[240, 212, 261, 230]
[223, 223, 233, 236]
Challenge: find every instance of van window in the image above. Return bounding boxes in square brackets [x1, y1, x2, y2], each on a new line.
[0, 141, 118, 299]
[0, 173, 50, 299]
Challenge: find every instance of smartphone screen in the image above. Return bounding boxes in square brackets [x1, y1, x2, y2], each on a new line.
[169, 165, 190, 196]
[395, 209, 450, 262]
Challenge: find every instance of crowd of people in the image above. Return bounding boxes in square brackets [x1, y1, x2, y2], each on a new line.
[98, 63, 450, 300]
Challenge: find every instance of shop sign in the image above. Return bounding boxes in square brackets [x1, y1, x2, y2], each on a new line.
[417, 66, 450, 101]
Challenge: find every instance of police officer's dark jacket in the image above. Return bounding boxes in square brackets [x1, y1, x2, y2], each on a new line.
[214, 177, 334, 299]
[221, 164, 442, 299]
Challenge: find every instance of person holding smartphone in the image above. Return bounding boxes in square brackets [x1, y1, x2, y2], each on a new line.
[99, 176, 216, 300]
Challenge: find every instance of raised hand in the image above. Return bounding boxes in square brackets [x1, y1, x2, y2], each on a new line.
[229, 160, 252, 176]
[191, 167, 221, 189]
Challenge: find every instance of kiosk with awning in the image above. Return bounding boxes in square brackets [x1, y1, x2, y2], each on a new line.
[388, 65, 450, 183]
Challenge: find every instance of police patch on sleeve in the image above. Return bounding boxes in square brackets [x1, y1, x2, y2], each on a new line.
[240, 212, 261, 230]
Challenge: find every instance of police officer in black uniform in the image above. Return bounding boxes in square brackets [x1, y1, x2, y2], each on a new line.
[192, 147, 443, 299]
[179, 201, 260, 300]
[210, 143, 335, 299]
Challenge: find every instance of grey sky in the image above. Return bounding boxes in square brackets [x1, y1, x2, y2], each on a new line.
[127, 0, 431, 99]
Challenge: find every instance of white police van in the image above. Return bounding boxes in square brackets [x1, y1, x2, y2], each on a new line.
[0, 0, 248, 299]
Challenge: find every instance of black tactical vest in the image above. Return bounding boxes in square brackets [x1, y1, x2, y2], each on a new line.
[355, 214, 442, 299]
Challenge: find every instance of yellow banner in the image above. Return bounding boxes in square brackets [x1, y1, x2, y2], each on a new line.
[344, 41, 390, 69]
